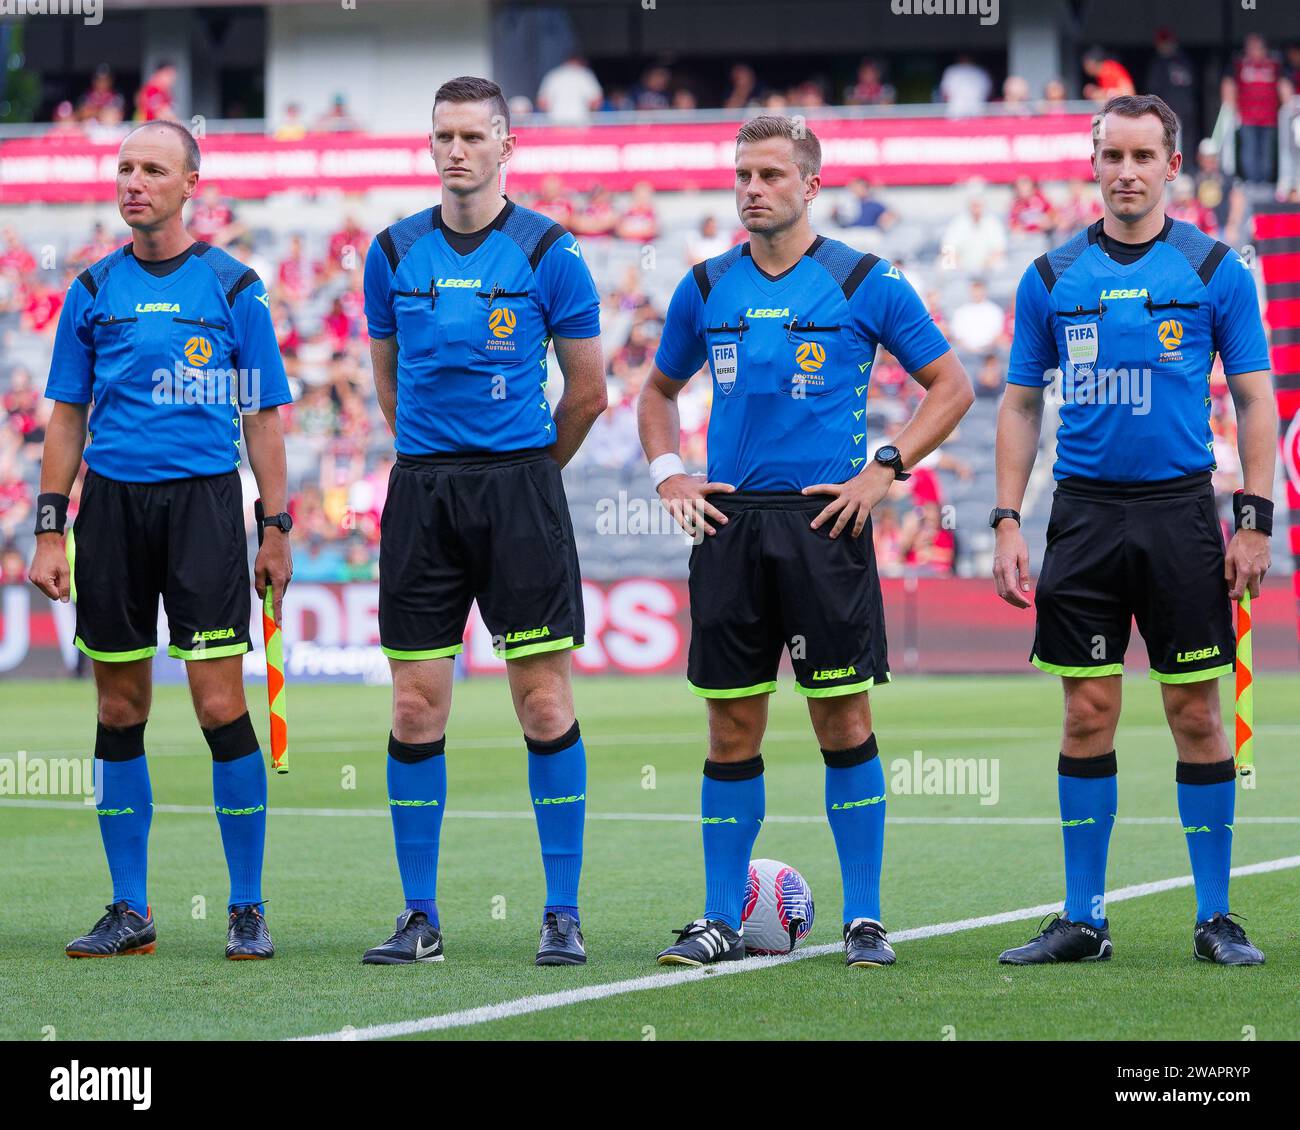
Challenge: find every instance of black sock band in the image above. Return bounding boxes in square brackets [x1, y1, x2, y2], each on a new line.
[1058, 750, 1117, 778]
[524, 719, 581, 755]
[202, 712, 260, 763]
[388, 732, 446, 763]
[821, 733, 878, 769]
[95, 720, 147, 762]
[1176, 758, 1236, 785]
[703, 754, 764, 781]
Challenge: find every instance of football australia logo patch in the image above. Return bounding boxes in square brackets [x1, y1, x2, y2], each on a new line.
[792, 340, 826, 391]
[1157, 318, 1183, 362]
[183, 335, 213, 368]
[485, 307, 517, 352]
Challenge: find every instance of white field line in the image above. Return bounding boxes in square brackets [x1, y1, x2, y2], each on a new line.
[293, 854, 1300, 1042]
[1, 798, 1297, 826]
[8, 723, 1300, 758]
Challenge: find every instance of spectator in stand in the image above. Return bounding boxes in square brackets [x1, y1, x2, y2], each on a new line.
[792, 78, 828, 109]
[135, 62, 177, 121]
[723, 64, 766, 110]
[606, 263, 657, 325]
[671, 88, 698, 111]
[762, 90, 790, 112]
[77, 64, 124, 123]
[1226, 33, 1285, 184]
[950, 279, 1005, 356]
[616, 181, 658, 242]
[1041, 78, 1070, 115]
[1052, 179, 1103, 242]
[69, 222, 118, 269]
[633, 66, 672, 111]
[274, 102, 307, 141]
[1146, 28, 1197, 148]
[600, 87, 635, 113]
[85, 102, 127, 143]
[1009, 174, 1055, 235]
[21, 271, 64, 337]
[1000, 75, 1033, 115]
[0, 227, 36, 275]
[327, 215, 368, 271]
[686, 216, 732, 264]
[1194, 141, 1246, 245]
[276, 233, 310, 302]
[294, 535, 346, 583]
[0, 449, 31, 545]
[537, 54, 604, 125]
[571, 184, 619, 238]
[314, 94, 361, 133]
[5, 365, 46, 451]
[50, 101, 84, 138]
[973, 352, 1006, 398]
[0, 542, 26, 584]
[941, 191, 1006, 273]
[872, 504, 905, 577]
[531, 174, 575, 229]
[188, 182, 243, 247]
[833, 178, 896, 230]
[845, 58, 895, 107]
[1082, 47, 1135, 103]
[340, 537, 379, 582]
[939, 54, 992, 117]
[1167, 175, 1218, 237]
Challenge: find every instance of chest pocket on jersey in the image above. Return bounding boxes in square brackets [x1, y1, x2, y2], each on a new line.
[392, 278, 441, 359]
[782, 319, 842, 398]
[473, 285, 534, 366]
[704, 318, 749, 397]
[1142, 298, 1204, 371]
[92, 315, 139, 382]
[170, 314, 234, 401]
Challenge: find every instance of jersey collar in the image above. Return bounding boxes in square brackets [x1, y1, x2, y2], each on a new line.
[741, 234, 824, 288]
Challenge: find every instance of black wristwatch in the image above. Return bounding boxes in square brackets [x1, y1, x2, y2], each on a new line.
[873, 444, 910, 482]
[989, 507, 1021, 530]
[260, 512, 294, 534]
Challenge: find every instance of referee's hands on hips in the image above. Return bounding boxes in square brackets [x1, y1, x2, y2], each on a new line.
[657, 473, 734, 539]
[803, 461, 893, 539]
[29, 534, 71, 603]
[254, 528, 293, 625]
[992, 521, 1032, 609]
[1225, 527, 1270, 601]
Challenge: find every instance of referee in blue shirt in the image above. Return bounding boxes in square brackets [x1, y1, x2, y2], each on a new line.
[30, 121, 293, 960]
[360, 78, 606, 967]
[640, 116, 973, 968]
[994, 96, 1277, 966]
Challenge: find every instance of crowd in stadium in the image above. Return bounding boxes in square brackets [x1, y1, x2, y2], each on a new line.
[4, 32, 1293, 585]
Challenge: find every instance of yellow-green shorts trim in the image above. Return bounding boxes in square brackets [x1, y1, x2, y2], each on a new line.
[381, 643, 464, 661]
[75, 638, 156, 663]
[688, 680, 778, 699]
[794, 676, 881, 699]
[497, 635, 577, 660]
[1031, 656, 1124, 678]
[168, 641, 251, 661]
[1149, 662, 1234, 685]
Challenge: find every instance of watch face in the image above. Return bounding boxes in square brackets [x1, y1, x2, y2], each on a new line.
[876, 445, 900, 463]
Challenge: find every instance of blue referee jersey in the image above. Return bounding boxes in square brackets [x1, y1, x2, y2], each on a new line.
[654, 237, 950, 491]
[363, 198, 601, 455]
[1008, 218, 1270, 481]
[45, 241, 291, 483]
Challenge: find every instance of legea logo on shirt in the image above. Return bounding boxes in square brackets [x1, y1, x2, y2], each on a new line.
[711, 343, 738, 394]
[135, 302, 180, 313]
[437, 277, 481, 288]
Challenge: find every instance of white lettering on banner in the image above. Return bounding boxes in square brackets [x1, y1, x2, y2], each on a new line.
[0, 587, 28, 671]
[343, 584, 381, 647]
[282, 584, 344, 646]
[603, 580, 680, 670]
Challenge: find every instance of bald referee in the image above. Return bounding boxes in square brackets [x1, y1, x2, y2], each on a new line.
[30, 121, 293, 959]
[639, 116, 973, 968]
[993, 95, 1276, 965]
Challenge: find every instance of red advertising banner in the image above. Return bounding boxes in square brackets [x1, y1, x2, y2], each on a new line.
[5, 576, 1298, 681]
[0, 114, 1096, 203]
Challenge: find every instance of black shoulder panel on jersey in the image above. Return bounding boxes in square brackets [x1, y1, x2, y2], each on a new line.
[529, 223, 569, 271]
[226, 269, 259, 305]
[77, 268, 98, 298]
[694, 243, 745, 303]
[1197, 241, 1232, 286]
[377, 228, 399, 271]
[691, 260, 711, 302]
[842, 252, 881, 301]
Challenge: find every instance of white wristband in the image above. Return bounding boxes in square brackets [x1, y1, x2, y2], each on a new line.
[649, 452, 687, 490]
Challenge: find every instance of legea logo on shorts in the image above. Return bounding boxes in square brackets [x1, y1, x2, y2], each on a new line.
[193, 628, 236, 643]
[1176, 645, 1221, 663]
[505, 626, 550, 644]
[811, 666, 856, 680]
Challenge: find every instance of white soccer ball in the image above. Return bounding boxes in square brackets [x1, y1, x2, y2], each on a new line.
[741, 858, 815, 955]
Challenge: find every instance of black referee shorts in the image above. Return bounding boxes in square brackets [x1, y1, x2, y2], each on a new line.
[1032, 471, 1235, 683]
[70, 469, 251, 662]
[687, 492, 889, 699]
[378, 449, 584, 661]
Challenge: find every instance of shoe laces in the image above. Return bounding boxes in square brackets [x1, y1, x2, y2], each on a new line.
[1033, 912, 1072, 939]
[672, 919, 711, 941]
[1213, 912, 1250, 943]
[229, 905, 264, 939]
[848, 919, 886, 942]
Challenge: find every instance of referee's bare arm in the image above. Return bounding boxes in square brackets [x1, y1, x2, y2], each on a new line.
[992, 380, 1045, 609]
[244, 406, 293, 624]
[1224, 368, 1277, 600]
[638, 365, 734, 538]
[548, 334, 608, 468]
[29, 401, 89, 602]
[370, 335, 398, 437]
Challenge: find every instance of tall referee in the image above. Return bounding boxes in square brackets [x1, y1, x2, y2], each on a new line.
[361, 78, 606, 967]
[30, 122, 293, 959]
[994, 96, 1276, 965]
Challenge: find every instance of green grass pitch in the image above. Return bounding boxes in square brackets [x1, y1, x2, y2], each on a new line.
[1, 673, 1296, 1041]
